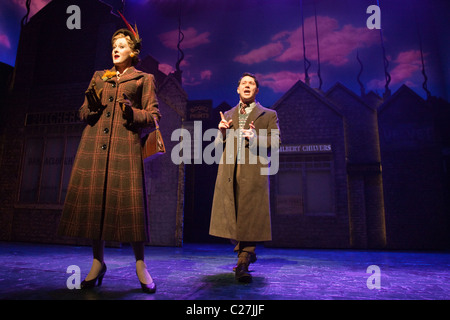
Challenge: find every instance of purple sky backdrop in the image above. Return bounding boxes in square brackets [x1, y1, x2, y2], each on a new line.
[1, 0, 449, 107]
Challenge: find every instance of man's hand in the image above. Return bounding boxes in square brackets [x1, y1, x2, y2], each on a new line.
[241, 121, 256, 141]
[218, 111, 233, 136]
[85, 82, 104, 112]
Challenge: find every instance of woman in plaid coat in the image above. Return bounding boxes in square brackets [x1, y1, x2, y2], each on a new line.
[58, 26, 160, 293]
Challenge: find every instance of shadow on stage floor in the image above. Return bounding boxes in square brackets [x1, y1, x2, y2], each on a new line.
[0, 241, 449, 301]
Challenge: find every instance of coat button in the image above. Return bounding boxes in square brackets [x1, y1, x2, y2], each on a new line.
[103, 128, 109, 134]
[106, 111, 111, 117]
[111, 83, 116, 88]
[101, 144, 107, 150]
[109, 96, 114, 102]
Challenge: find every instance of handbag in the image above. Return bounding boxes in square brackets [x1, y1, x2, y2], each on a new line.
[142, 115, 166, 162]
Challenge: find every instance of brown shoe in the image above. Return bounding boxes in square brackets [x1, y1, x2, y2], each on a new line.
[235, 252, 252, 283]
[233, 253, 257, 271]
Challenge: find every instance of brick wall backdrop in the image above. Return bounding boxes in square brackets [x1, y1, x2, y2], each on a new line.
[0, 0, 186, 247]
[1, 0, 449, 250]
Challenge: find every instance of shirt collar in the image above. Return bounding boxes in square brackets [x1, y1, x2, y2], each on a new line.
[239, 101, 256, 112]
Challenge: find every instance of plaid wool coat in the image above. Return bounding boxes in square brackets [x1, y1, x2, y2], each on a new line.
[58, 67, 160, 242]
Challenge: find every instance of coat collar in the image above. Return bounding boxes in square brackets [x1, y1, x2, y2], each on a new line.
[231, 101, 265, 129]
[103, 66, 144, 83]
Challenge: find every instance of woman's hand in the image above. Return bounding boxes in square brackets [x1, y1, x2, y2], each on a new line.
[85, 83, 104, 112]
[118, 93, 133, 122]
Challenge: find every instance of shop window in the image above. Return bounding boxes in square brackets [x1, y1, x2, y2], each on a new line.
[19, 137, 45, 203]
[276, 170, 303, 215]
[275, 155, 334, 216]
[18, 123, 82, 206]
[305, 170, 333, 214]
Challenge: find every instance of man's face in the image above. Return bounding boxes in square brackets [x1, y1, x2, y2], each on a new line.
[237, 75, 259, 104]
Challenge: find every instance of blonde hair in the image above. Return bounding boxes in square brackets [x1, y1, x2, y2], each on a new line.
[112, 33, 140, 65]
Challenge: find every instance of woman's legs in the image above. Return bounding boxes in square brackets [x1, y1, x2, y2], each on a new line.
[82, 240, 154, 291]
[84, 239, 105, 281]
[131, 241, 153, 285]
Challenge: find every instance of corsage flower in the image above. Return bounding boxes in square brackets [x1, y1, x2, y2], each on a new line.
[102, 70, 116, 81]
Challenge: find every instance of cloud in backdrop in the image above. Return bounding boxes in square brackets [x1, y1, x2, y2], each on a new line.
[1, 0, 448, 107]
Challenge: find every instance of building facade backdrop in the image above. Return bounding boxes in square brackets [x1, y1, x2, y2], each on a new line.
[1, 0, 449, 250]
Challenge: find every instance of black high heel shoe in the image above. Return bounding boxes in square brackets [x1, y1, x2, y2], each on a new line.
[139, 279, 157, 294]
[136, 262, 156, 294]
[80, 263, 107, 289]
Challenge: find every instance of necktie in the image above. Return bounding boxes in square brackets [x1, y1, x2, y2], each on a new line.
[240, 104, 247, 114]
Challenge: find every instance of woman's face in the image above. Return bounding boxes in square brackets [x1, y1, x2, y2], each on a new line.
[112, 37, 133, 67]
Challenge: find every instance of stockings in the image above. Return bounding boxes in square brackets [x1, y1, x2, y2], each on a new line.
[84, 240, 152, 284]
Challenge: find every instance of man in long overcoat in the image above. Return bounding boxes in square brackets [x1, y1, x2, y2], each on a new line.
[209, 73, 281, 282]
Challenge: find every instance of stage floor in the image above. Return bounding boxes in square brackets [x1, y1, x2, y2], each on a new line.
[0, 241, 448, 301]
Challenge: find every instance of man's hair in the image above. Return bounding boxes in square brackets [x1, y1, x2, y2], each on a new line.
[238, 72, 259, 88]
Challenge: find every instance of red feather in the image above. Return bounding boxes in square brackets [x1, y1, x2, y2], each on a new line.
[117, 10, 137, 39]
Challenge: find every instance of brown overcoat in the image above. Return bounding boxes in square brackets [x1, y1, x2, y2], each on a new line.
[209, 103, 280, 242]
[58, 66, 160, 242]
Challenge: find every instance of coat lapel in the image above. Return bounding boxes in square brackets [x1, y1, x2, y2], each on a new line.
[245, 102, 265, 128]
[99, 67, 117, 87]
[230, 104, 240, 130]
[117, 66, 144, 83]
[230, 102, 265, 129]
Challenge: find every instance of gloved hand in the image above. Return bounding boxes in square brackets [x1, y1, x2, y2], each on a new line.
[85, 82, 104, 112]
[118, 93, 133, 123]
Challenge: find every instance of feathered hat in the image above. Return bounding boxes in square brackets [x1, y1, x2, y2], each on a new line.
[112, 11, 142, 52]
